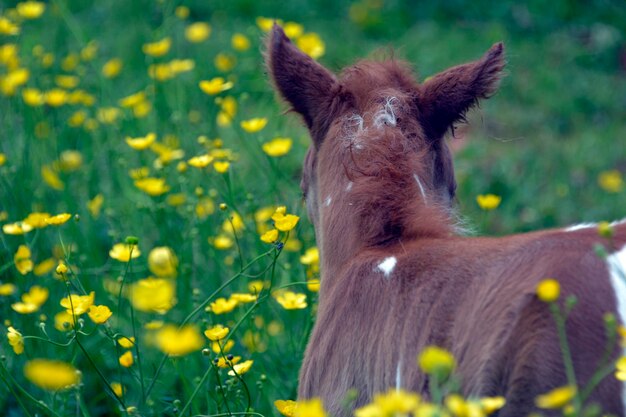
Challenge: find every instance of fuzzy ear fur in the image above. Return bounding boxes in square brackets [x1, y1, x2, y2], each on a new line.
[418, 43, 505, 140]
[266, 24, 338, 145]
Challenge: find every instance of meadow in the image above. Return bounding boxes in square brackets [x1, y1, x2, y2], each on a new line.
[0, 0, 625, 416]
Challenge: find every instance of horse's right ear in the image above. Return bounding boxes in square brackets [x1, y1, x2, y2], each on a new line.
[266, 24, 338, 144]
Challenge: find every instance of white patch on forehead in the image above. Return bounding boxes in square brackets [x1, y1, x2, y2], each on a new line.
[324, 195, 332, 207]
[376, 256, 397, 278]
[373, 97, 398, 129]
[564, 223, 596, 232]
[413, 173, 427, 202]
[346, 181, 353, 192]
[607, 244, 626, 410]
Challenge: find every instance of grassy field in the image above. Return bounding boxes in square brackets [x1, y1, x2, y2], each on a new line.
[1, 0, 625, 416]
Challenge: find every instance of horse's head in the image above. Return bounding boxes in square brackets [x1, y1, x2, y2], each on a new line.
[266, 24, 504, 240]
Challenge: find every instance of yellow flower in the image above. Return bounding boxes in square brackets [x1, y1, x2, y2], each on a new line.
[476, 194, 501, 211]
[188, 154, 214, 168]
[0, 283, 17, 296]
[23, 212, 51, 228]
[142, 37, 171, 57]
[216, 355, 241, 368]
[256, 17, 277, 32]
[118, 336, 135, 348]
[214, 53, 236, 72]
[14, 245, 33, 275]
[0, 153, 6, 166]
[275, 291, 307, 310]
[248, 280, 267, 293]
[300, 247, 320, 266]
[479, 396, 506, 414]
[213, 161, 230, 173]
[284, 22, 304, 39]
[204, 324, 229, 341]
[196, 197, 215, 218]
[598, 221, 614, 239]
[119, 91, 146, 108]
[175, 5, 189, 18]
[262, 137, 292, 157]
[134, 177, 170, 196]
[307, 279, 320, 292]
[0, 17, 20, 36]
[216, 96, 237, 126]
[55, 75, 80, 89]
[208, 297, 239, 314]
[231, 293, 257, 303]
[185, 22, 211, 43]
[59, 150, 83, 172]
[418, 346, 456, 380]
[212, 339, 235, 354]
[41, 165, 64, 190]
[45, 88, 68, 107]
[119, 351, 134, 368]
[294, 398, 327, 417]
[80, 41, 98, 61]
[272, 212, 300, 232]
[12, 285, 48, 314]
[275, 400, 297, 417]
[228, 359, 254, 376]
[362, 389, 421, 417]
[16, 1, 46, 19]
[60, 292, 95, 316]
[102, 58, 123, 78]
[45, 213, 72, 225]
[55, 261, 68, 275]
[222, 212, 245, 234]
[22, 88, 44, 106]
[536, 278, 560, 303]
[148, 247, 178, 277]
[535, 385, 577, 409]
[111, 382, 124, 397]
[88, 305, 113, 324]
[3, 221, 33, 235]
[7, 327, 24, 354]
[213, 234, 234, 250]
[109, 243, 141, 262]
[130, 277, 176, 314]
[232, 33, 251, 51]
[126, 133, 156, 150]
[54, 311, 75, 331]
[199, 77, 233, 95]
[261, 229, 279, 243]
[598, 170, 623, 193]
[240, 117, 268, 133]
[97, 107, 121, 124]
[87, 194, 104, 218]
[156, 324, 204, 356]
[615, 356, 626, 381]
[24, 359, 80, 390]
[296, 33, 325, 59]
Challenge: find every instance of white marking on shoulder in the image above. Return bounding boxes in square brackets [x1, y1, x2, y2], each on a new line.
[376, 256, 397, 278]
[564, 223, 596, 232]
[346, 182, 353, 192]
[324, 196, 332, 207]
[395, 356, 403, 391]
[413, 173, 427, 202]
[607, 244, 626, 410]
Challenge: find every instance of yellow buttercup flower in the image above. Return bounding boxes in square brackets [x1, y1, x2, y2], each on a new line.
[418, 345, 456, 380]
[256, 17, 277, 32]
[126, 133, 156, 150]
[294, 398, 327, 417]
[188, 154, 214, 168]
[307, 279, 320, 292]
[134, 177, 170, 196]
[88, 305, 113, 324]
[12, 285, 48, 314]
[59, 150, 83, 172]
[45, 213, 72, 225]
[300, 247, 320, 266]
[204, 324, 229, 341]
[185, 22, 211, 43]
[272, 212, 300, 232]
[598, 170, 623, 193]
[41, 165, 64, 190]
[34, 258, 55, 276]
[262, 137, 293, 157]
[54, 311, 75, 331]
[97, 107, 121, 124]
[213, 234, 234, 250]
[260, 229, 279, 243]
[23, 212, 51, 228]
[0, 283, 17, 296]
[274, 291, 307, 310]
[0, 153, 6, 166]
[142, 37, 171, 57]
[208, 297, 239, 314]
[0, 17, 20, 36]
[536, 278, 560, 303]
[476, 194, 501, 211]
[535, 385, 577, 409]
[240, 117, 267, 133]
[231, 33, 251, 51]
[275, 400, 297, 417]
[44, 89, 68, 107]
[212, 339, 235, 354]
[199, 77, 233, 95]
[102, 58, 123, 78]
[214, 53, 236, 72]
[109, 243, 141, 262]
[55, 261, 68, 275]
[228, 359, 254, 376]
[231, 293, 257, 303]
[130, 277, 176, 314]
[111, 382, 124, 397]
[16, 1, 46, 19]
[296, 33, 325, 59]
[24, 359, 80, 390]
[7, 327, 24, 354]
[87, 194, 104, 218]
[3, 222, 33, 235]
[14, 245, 33, 275]
[60, 292, 95, 316]
[615, 356, 626, 381]
[22, 88, 44, 106]
[480, 396, 506, 414]
[119, 91, 146, 108]
[156, 324, 204, 356]
[118, 336, 135, 348]
[55, 74, 80, 89]
[148, 246, 178, 278]
[213, 161, 230, 173]
[119, 351, 134, 368]
[175, 5, 189, 19]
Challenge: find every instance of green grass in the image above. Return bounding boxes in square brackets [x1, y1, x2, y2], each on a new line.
[0, 0, 625, 415]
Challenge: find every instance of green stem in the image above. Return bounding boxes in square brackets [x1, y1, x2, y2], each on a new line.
[549, 303, 581, 410]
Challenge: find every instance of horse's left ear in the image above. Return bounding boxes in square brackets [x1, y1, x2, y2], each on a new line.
[418, 43, 505, 141]
[266, 24, 338, 146]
